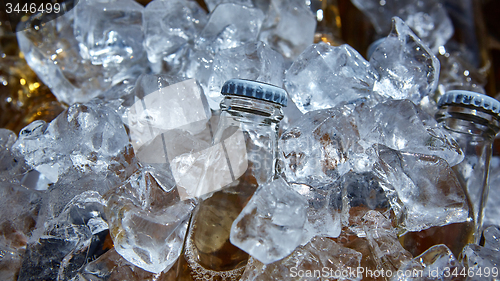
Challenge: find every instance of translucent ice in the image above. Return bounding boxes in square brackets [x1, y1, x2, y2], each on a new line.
[17, 12, 110, 105]
[280, 103, 360, 186]
[105, 170, 195, 273]
[393, 244, 462, 281]
[74, 0, 145, 67]
[240, 236, 362, 281]
[290, 182, 342, 245]
[373, 145, 469, 233]
[259, 0, 316, 60]
[370, 17, 440, 104]
[483, 226, 500, 252]
[230, 177, 307, 264]
[12, 102, 134, 188]
[143, 0, 207, 73]
[285, 43, 379, 113]
[356, 99, 464, 166]
[0, 129, 26, 182]
[18, 191, 109, 280]
[461, 244, 500, 281]
[127, 76, 211, 153]
[204, 0, 253, 12]
[362, 211, 413, 272]
[198, 41, 285, 107]
[75, 248, 173, 280]
[351, 0, 453, 53]
[195, 3, 264, 52]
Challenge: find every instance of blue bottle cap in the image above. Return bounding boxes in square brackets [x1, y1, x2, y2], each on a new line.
[438, 90, 500, 117]
[221, 79, 288, 107]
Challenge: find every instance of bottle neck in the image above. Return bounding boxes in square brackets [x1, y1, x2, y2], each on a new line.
[436, 105, 500, 141]
[436, 105, 500, 241]
[215, 95, 284, 185]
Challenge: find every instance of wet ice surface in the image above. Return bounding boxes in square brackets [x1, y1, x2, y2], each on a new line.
[230, 177, 307, 264]
[393, 244, 462, 281]
[351, 0, 453, 53]
[374, 146, 469, 233]
[143, 0, 207, 73]
[285, 43, 378, 113]
[12, 102, 134, 189]
[106, 170, 195, 273]
[240, 236, 362, 281]
[370, 17, 440, 104]
[258, 0, 316, 60]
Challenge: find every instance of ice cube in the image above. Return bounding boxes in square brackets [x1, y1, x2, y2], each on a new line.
[74, 0, 145, 67]
[280, 104, 359, 186]
[13, 102, 134, 187]
[18, 191, 109, 281]
[230, 177, 307, 264]
[351, 0, 453, 53]
[356, 99, 464, 166]
[127, 76, 211, 153]
[198, 41, 285, 107]
[370, 17, 440, 104]
[285, 43, 379, 113]
[461, 244, 500, 281]
[259, 0, 316, 60]
[483, 226, 500, 252]
[105, 170, 195, 273]
[373, 145, 469, 233]
[16, 12, 111, 105]
[393, 244, 462, 281]
[143, 0, 207, 73]
[75, 248, 172, 280]
[204, 0, 253, 12]
[290, 182, 342, 245]
[240, 236, 362, 280]
[195, 3, 264, 52]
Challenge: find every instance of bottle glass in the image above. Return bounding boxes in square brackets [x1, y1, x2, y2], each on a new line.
[181, 79, 287, 280]
[435, 90, 500, 242]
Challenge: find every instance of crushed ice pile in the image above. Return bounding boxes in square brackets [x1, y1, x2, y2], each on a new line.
[1, 0, 498, 279]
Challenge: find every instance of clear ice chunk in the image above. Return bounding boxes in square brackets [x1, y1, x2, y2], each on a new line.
[12, 102, 134, 187]
[198, 41, 285, 107]
[0, 129, 26, 182]
[240, 236, 362, 281]
[461, 244, 500, 281]
[19, 191, 109, 281]
[195, 3, 264, 52]
[290, 182, 342, 245]
[360, 211, 413, 272]
[127, 76, 211, 153]
[75, 248, 172, 280]
[259, 0, 316, 60]
[351, 0, 453, 53]
[105, 170, 195, 273]
[483, 226, 500, 252]
[204, 0, 253, 12]
[394, 244, 462, 281]
[356, 99, 464, 166]
[143, 0, 207, 73]
[16, 12, 111, 105]
[373, 145, 470, 233]
[370, 17, 440, 104]
[230, 177, 307, 264]
[285, 43, 379, 113]
[280, 104, 359, 186]
[74, 0, 145, 67]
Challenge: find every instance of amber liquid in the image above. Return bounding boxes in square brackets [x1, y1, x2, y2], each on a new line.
[399, 219, 475, 258]
[180, 178, 258, 281]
